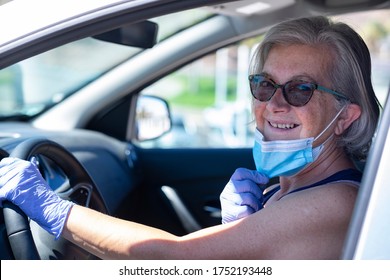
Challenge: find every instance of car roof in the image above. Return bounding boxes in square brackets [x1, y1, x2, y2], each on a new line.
[0, 0, 232, 68]
[1, 0, 390, 69]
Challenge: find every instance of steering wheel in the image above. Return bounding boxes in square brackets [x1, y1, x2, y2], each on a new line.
[2, 138, 108, 259]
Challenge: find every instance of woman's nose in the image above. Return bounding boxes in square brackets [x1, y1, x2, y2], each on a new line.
[266, 88, 290, 111]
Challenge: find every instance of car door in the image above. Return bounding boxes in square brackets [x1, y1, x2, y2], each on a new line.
[106, 39, 260, 236]
[117, 146, 254, 236]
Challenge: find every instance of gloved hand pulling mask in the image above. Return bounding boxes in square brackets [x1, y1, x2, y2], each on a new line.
[220, 167, 268, 224]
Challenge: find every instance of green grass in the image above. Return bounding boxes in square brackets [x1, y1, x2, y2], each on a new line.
[168, 75, 237, 108]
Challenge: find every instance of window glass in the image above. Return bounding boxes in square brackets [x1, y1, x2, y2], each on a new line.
[0, 8, 211, 119]
[0, 38, 138, 117]
[140, 37, 260, 148]
[140, 10, 390, 149]
[333, 10, 390, 106]
[152, 10, 213, 42]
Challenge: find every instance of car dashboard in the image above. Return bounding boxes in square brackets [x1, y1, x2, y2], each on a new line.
[0, 121, 137, 259]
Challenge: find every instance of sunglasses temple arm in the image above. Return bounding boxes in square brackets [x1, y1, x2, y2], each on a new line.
[317, 85, 349, 100]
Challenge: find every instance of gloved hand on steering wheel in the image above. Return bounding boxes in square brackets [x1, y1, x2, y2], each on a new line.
[0, 157, 74, 239]
[220, 167, 269, 224]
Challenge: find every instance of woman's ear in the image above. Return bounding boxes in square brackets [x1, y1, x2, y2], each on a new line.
[334, 104, 361, 135]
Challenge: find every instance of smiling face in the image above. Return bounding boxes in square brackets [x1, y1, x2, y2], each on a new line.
[254, 44, 340, 142]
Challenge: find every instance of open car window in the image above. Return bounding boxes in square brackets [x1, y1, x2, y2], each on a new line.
[138, 9, 390, 149]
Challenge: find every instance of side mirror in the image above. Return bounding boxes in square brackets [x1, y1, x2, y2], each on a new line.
[135, 95, 172, 141]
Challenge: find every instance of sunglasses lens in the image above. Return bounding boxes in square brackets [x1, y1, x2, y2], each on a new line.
[249, 76, 275, 101]
[249, 75, 316, 106]
[284, 81, 314, 106]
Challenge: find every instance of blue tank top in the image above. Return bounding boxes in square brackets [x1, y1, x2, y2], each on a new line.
[263, 168, 362, 203]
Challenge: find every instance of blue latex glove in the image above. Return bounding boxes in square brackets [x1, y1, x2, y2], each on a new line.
[220, 167, 269, 224]
[0, 157, 74, 239]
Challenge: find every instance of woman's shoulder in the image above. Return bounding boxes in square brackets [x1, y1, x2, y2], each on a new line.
[281, 173, 359, 218]
[247, 177, 357, 259]
[263, 178, 358, 226]
[264, 168, 361, 205]
[243, 169, 361, 259]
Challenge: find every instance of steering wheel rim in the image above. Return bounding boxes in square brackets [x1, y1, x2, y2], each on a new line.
[3, 137, 108, 260]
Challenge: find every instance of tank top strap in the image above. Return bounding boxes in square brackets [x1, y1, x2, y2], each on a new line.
[263, 168, 362, 204]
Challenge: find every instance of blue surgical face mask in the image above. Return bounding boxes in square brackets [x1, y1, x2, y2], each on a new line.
[253, 107, 345, 178]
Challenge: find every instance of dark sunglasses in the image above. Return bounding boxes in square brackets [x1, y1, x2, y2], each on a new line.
[248, 74, 349, 107]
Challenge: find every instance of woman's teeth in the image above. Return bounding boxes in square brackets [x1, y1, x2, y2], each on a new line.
[270, 122, 296, 129]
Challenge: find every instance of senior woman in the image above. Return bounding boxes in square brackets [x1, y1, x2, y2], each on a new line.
[0, 16, 380, 259]
[219, 16, 381, 223]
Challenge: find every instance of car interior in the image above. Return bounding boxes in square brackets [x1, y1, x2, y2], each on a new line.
[0, 0, 389, 260]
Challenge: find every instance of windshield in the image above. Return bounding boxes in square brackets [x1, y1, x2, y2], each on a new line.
[0, 38, 139, 118]
[0, 8, 212, 119]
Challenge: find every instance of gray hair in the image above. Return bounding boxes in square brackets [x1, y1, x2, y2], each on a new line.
[250, 16, 381, 160]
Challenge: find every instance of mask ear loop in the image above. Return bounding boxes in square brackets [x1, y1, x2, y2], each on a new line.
[295, 105, 347, 176]
[313, 105, 346, 144]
